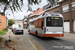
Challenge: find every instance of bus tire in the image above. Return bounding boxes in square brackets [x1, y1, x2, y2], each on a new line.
[29, 30, 30, 34]
[36, 31, 38, 37]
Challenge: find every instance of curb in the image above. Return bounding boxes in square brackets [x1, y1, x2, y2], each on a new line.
[28, 38, 37, 50]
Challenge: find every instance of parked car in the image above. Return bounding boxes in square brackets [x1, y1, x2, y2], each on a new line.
[9, 26, 12, 29]
[12, 24, 19, 32]
[13, 28, 23, 34]
[11, 27, 14, 32]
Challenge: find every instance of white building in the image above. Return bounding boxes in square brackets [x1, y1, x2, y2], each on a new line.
[14, 19, 23, 28]
[23, 16, 27, 29]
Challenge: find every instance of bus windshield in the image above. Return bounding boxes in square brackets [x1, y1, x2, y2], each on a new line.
[46, 17, 63, 27]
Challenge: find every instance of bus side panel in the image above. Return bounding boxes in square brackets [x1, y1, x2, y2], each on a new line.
[37, 18, 45, 37]
[29, 25, 36, 35]
[29, 20, 39, 35]
[30, 31, 35, 35]
[29, 18, 45, 37]
[34, 18, 45, 37]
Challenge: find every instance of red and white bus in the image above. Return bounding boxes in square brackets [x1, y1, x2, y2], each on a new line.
[28, 12, 64, 37]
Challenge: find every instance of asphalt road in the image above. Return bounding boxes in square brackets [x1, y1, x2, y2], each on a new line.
[24, 30, 75, 50]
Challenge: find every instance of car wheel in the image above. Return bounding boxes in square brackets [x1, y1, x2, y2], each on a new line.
[21, 33, 23, 35]
[29, 30, 30, 34]
[12, 30, 13, 32]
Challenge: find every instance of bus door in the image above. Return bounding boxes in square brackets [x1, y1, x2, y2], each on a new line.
[41, 21, 44, 35]
[42, 22, 43, 30]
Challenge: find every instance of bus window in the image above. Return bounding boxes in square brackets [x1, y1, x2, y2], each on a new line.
[46, 17, 63, 27]
[29, 21, 34, 25]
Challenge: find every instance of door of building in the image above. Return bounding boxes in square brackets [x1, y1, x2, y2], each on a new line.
[73, 20, 75, 32]
[64, 22, 70, 32]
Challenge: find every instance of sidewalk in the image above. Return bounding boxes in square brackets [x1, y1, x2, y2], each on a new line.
[1, 29, 37, 50]
[9, 35, 37, 50]
[56, 32, 75, 43]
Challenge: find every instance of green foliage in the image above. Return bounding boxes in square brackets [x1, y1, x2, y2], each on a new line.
[0, 37, 3, 42]
[8, 19, 15, 26]
[7, 26, 10, 28]
[0, 30, 7, 35]
[3, 28, 8, 31]
[0, 28, 8, 35]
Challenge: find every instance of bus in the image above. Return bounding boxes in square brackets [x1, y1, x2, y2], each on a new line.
[28, 12, 64, 37]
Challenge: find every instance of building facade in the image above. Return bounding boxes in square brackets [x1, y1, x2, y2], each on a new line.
[0, 14, 8, 30]
[14, 20, 23, 28]
[43, 0, 75, 32]
[27, 8, 43, 28]
[23, 17, 28, 29]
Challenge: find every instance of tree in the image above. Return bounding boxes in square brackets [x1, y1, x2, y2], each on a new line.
[8, 19, 15, 26]
[47, 0, 55, 4]
[0, 0, 41, 15]
[47, 0, 58, 6]
[0, 0, 57, 15]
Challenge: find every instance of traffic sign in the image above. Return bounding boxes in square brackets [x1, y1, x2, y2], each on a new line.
[8, 22, 10, 23]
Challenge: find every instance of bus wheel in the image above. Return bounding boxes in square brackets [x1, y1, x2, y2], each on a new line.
[29, 30, 30, 34]
[36, 31, 38, 37]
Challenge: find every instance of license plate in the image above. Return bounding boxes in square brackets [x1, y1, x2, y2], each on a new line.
[18, 30, 21, 32]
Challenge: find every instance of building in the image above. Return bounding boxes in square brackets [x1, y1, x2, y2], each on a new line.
[14, 19, 23, 28]
[0, 13, 8, 30]
[27, 8, 43, 28]
[43, 0, 75, 32]
[23, 16, 27, 29]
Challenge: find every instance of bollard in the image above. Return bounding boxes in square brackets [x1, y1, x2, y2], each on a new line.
[8, 36, 11, 42]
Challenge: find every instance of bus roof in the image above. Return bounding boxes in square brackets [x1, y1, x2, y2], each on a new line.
[29, 12, 63, 22]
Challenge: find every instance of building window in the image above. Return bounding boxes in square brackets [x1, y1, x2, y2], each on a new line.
[72, 2, 75, 11]
[29, 21, 34, 25]
[24, 21, 27, 22]
[62, 5, 69, 13]
[54, 11, 59, 13]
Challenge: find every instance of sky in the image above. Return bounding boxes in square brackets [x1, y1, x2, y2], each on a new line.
[6, 0, 48, 20]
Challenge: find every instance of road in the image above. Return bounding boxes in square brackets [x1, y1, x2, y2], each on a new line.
[24, 30, 75, 50]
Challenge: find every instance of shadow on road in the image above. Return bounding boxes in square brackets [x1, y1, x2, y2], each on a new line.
[38, 37, 61, 41]
[29, 33, 61, 41]
[14, 33, 23, 35]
